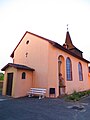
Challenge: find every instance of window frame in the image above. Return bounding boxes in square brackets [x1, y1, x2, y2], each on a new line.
[66, 57, 72, 81]
[22, 72, 26, 79]
[78, 62, 83, 81]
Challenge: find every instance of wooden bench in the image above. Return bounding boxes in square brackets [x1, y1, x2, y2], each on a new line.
[27, 88, 46, 99]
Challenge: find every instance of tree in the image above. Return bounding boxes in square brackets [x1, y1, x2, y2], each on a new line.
[0, 73, 4, 80]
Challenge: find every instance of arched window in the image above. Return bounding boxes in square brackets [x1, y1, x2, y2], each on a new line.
[66, 57, 72, 81]
[22, 72, 26, 79]
[78, 62, 83, 81]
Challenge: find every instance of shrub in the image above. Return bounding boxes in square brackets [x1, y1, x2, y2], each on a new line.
[67, 91, 80, 101]
[0, 73, 4, 80]
[66, 90, 90, 101]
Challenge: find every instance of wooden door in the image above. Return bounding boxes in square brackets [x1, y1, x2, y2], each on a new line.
[6, 73, 13, 96]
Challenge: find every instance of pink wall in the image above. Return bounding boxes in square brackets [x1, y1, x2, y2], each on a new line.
[88, 72, 90, 87]
[2, 67, 17, 96]
[3, 66, 33, 98]
[48, 43, 89, 96]
[10, 32, 90, 97]
[14, 69, 33, 98]
[13, 33, 49, 95]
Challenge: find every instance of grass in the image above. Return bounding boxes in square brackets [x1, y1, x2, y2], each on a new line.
[66, 90, 90, 101]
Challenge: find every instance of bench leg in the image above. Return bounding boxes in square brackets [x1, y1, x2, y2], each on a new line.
[28, 94, 33, 97]
[39, 96, 42, 99]
[28, 94, 31, 97]
[39, 95, 44, 99]
[42, 95, 44, 99]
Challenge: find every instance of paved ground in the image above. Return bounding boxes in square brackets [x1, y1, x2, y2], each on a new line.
[0, 95, 90, 120]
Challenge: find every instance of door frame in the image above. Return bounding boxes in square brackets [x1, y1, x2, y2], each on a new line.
[6, 73, 13, 96]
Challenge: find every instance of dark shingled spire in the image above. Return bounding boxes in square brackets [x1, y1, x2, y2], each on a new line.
[63, 28, 83, 58]
[65, 31, 75, 49]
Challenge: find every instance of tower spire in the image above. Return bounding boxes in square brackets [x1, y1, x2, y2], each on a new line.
[63, 25, 75, 49]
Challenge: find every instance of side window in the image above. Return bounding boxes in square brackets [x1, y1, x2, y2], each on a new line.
[78, 62, 83, 81]
[66, 57, 72, 81]
[26, 40, 29, 44]
[22, 72, 26, 79]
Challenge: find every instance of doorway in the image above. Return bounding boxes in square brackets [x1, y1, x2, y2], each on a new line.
[6, 73, 13, 96]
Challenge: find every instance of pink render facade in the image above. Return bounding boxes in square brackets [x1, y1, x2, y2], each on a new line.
[2, 31, 90, 98]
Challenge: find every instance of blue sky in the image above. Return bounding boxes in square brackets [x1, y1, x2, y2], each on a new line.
[0, 0, 90, 71]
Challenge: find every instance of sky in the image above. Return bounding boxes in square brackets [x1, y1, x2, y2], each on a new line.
[0, 0, 90, 71]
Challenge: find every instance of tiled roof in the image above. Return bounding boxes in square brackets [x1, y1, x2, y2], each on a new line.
[1, 63, 35, 71]
[10, 31, 55, 58]
[52, 42, 89, 63]
[10, 31, 90, 63]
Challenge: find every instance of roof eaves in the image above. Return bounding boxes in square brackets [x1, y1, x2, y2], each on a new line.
[53, 43, 90, 63]
[10, 31, 55, 58]
[69, 47, 83, 53]
[10, 31, 90, 63]
[1, 63, 35, 71]
[10, 32, 28, 58]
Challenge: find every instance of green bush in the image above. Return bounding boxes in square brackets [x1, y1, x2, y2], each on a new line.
[67, 91, 80, 101]
[0, 73, 4, 80]
[85, 90, 90, 95]
[66, 90, 90, 101]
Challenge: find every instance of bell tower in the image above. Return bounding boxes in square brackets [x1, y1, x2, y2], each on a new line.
[63, 25, 83, 57]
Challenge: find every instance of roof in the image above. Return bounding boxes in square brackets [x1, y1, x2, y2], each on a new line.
[65, 31, 83, 53]
[65, 31, 75, 49]
[10, 31, 90, 63]
[69, 47, 83, 53]
[52, 42, 89, 63]
[1, 63, 35, 71]
[10, 31, 55, 58]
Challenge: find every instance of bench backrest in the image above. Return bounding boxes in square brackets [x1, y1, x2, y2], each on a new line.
[30, 88, 46, 94]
